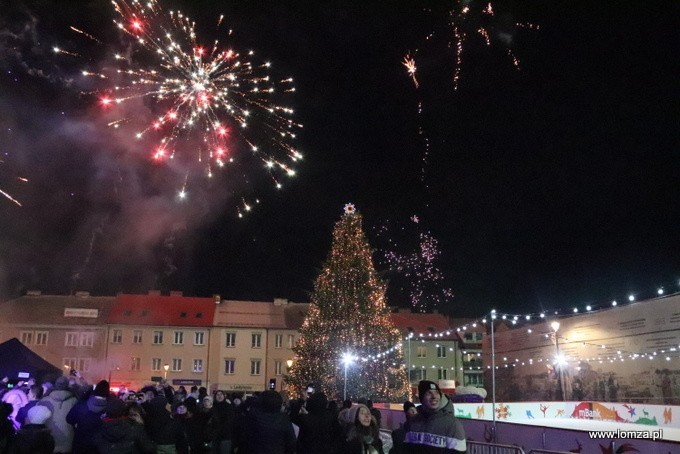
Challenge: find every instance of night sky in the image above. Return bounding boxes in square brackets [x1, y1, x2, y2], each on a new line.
[0, 0, 678, 316]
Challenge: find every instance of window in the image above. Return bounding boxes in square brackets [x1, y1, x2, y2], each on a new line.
[172, 358, 182, 372]
[64, 358, 78, 371]
[153, 331, 164, 345]
[410, 369, 427, 381]
[437, 345, 446, 358]
[417, 346, 427, 358]
[20, 331, 33, 345]
[77, 358, 91, 372]
[152, 358, 162, 371]
[80, 332, 94, 347]
[131, 357, 141, 371]
[275, 361, 282, 375]
[35, 331, 48, 346]
[194, 332, 205, 346]
[193, 359, 203, 373]
[275, 334, 283, 348]
[225, 332, 236, 348]
[250, 360, 261, 375]
[65, 332, 79, 347]
[224, 359, 235, 375]
[251, 333, 261, 348]
[133, 330, 143, 344]
[173, 331, 184, 345]
[287, 335, 295, 348]
[437, 368, 447, 380]
[111, 329, 122, 344]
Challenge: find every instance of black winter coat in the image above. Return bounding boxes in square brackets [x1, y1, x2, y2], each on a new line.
[66, 395, 107, 454]
[244, 409, 296, 454]
[8, 424, 53, 454]
[92, 418, 155, 454]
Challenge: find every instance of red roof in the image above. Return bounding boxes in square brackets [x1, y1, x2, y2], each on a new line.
[390, 311, 457, 340]
[108, 294, 216, 326]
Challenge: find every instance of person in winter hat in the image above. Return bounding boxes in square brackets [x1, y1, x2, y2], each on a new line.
[343, 403, 384, 454]
[66, 379, 109, 454]
[403, 380, 466, 453]
[9, 405, 55, 454]
[390, 402, 418, 454]
[38, 376, 77, 453]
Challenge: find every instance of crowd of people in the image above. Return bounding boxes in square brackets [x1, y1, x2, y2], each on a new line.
[0, 376, 466, 454]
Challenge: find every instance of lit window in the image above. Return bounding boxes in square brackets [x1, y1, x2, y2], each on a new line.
[172, 358, 182, 371]
[417, 346, 427, 358]
[224, 359, 235, 375]
[193, 359, 203, 373]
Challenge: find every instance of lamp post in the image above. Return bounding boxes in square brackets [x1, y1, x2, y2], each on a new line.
[163, 363, 170, 380]
[341, 353, 355, 401]
[551, 321, 565, 401]
[284, 359, 294, 392]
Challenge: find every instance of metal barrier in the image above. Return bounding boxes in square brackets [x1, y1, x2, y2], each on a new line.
[527, 450, 575, 454]
[467, 440, 526, 454]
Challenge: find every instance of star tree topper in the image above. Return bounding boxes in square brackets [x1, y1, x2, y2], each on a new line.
[343, 203, 356, 215]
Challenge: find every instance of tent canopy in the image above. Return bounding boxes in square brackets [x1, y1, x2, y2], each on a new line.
[0, 338, 61, 381]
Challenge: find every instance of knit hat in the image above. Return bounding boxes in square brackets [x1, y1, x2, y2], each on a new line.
[149, 395, 168, 410]
[418, 380, 441, 402]
[27, 405, 52, 425]
[94, 380, 110, 398]
[403, 401, 416, 413]
[348, 403, 369, 424]
[106, 398, 127, 418]
[53, 376, 70, 391]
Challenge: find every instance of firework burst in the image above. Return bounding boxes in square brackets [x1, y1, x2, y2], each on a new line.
[58, 0, 303, 216]
[374, 215, 453, 312]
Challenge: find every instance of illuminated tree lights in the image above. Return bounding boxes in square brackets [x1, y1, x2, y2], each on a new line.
[286, 206, 410, 401]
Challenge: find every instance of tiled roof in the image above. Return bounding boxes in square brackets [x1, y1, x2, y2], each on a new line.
[214, 300, 308, 329]
[108, 294, 216, 326]
[390, 311, 457, 339]
[0, 294, 115, 325]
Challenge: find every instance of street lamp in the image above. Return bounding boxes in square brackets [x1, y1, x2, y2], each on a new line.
[551, 322, 565, 401]
[163, 363, 170, 380]
[341, 353, 355, 401]
[286, 359, 293, 369]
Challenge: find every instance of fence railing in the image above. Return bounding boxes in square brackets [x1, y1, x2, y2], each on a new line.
[467, 440, 526, 454]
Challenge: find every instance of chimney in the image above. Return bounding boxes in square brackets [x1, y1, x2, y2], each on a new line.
[75, 291, 90, 298]
[213, 294, 222, 305]
[273, 298, 288, 306]
[170, 290, 183, 297]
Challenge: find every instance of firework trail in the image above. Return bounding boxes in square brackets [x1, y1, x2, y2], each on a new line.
[405, 1, 539, 91]
[0, 157, 26, 207]
[57, 0, 303, 216]
[374, 215, 453, 313]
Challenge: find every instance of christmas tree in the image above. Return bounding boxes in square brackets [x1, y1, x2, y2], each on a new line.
[286, 204, 410, 401]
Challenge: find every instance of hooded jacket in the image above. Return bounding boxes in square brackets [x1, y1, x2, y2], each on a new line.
[403, 396, 466, 453]
[38, 389, 77, 453]
[66, 394, 108, 453]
